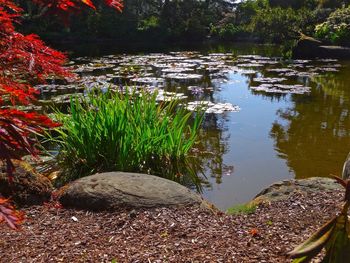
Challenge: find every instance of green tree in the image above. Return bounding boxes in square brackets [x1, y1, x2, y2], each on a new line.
[249, 7, 316, 43]
[315, 5, 350, 46]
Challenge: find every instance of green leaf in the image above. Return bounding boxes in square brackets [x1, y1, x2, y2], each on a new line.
[322, 213, 350, 263]
[289, 216, 337, 260]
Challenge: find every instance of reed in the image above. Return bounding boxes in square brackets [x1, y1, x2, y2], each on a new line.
[47, 90, 204, 189]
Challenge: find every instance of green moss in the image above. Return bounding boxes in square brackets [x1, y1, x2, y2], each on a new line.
[226, 203, 257, 215]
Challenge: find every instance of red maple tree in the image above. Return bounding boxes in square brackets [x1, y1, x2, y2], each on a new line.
[0, 0, 123, 229]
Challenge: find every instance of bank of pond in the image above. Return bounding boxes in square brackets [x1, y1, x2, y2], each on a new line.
[26, 45, 350, 210]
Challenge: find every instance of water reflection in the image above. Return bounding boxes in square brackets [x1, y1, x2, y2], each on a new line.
[270, 67, 350, 179]
[197, 114, 233, 185]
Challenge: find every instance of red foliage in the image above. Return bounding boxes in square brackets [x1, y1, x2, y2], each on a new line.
[0, 1, 71, 176]
[0, 109, 61, 178]
[0, 198, 24, 229]
[32, 0, 124, 12]
[0, 0, 123, 229]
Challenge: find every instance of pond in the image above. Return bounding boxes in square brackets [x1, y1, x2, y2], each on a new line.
[37, 43, 350, 210]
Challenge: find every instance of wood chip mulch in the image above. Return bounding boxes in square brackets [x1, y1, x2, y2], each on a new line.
[0, 189, 345, 263]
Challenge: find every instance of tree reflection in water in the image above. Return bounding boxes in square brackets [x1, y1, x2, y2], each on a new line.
[270, 70, 350, 179]
[197, 113, 233, 185]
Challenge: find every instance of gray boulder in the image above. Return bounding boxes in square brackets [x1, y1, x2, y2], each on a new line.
[253, 177, 342, 204]
[59, 172, 208, 210]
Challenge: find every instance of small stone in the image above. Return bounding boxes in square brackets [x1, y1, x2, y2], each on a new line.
[128, 210, 137, 219]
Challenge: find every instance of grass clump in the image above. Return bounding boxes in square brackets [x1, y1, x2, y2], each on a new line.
[48, 90, 204, 189]
[226, 203, 257, 215]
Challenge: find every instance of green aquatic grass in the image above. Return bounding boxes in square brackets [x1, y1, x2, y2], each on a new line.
[47, 90, 204, 189]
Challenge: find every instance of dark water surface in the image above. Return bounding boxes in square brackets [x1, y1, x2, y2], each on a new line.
[54, 43, 350, 210]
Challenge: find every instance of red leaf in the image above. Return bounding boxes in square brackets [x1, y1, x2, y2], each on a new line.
[0, 198, 24, 230]
[105, 0, 123, 12]
[81, 0, 96, 9]
[249, 228, 259, 237]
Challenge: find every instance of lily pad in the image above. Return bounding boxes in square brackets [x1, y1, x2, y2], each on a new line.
[186, 101, 241, 114]
[253, 77, 287, 84]
[131, 77, 165, 86]
[165, 73, 203, 81]
[250, 84, 311, 94]
[161, 67, 194, 73]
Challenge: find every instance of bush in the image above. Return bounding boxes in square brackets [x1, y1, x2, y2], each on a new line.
[48, 90, 204, 189]
[315, 5, 350, 46]
[211, 23, 248, 40]
[138, 16, 160, 31]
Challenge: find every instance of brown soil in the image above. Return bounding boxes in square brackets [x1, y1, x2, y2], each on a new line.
[0, 189, 344, 262]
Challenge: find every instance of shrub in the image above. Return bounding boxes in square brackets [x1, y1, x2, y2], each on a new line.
[211, 23, 248, 41]
[315, 5, 350, 46]
[48, 90, 204, 189]
[138, 16, 160, 31]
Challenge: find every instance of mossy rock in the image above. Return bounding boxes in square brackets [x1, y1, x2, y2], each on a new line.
[252, 177, 341, 204]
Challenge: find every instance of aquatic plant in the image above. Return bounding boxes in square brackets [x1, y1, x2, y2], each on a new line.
[289, 176, 350, 262]
[48, 90, 204, 189]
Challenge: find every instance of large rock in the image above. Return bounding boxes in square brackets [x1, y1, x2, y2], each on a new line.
[292, 35, 322, 59]
[317, 45, 350, 59]
[252, 177, 342, 204]
[0, 160, 53, 206]
[59, 172, 209, 210]
[292, 35, 350, 59]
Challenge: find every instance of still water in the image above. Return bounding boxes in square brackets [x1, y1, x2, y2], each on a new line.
[202, 65, 350, 209]
[53, 43, 350, 210]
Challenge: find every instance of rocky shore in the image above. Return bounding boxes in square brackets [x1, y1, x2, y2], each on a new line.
[0, 175, 345, 262]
